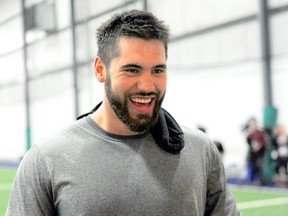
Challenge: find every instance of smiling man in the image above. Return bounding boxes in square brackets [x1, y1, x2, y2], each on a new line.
[6, 10, 240, 216]
[93, 37, 166, 135]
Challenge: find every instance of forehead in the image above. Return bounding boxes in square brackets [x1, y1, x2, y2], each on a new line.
[116, 37, 166, 63]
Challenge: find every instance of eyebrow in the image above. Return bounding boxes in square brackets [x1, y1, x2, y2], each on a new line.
[120, 64, 167, 70]
[154, 64, 167, 69]
[120, 64, 142, 70]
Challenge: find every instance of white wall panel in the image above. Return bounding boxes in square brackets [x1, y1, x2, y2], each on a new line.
[271, 12, 288, 55]
[75, 24, 93, 63]
[0, 17, 23, 55]
[30, 71, 74, 144]
[272, 57, 288, 129]
[0, 0, 21, 21]
[270, 0, 288, 7]
[74, 0, 143, 22]
[30, 91, 74, 144]
[55, 0, 71, 29]
[168, 23, 261, 69]
[0, 103, 26, 161]
[27, 30, 72, 75]
[25, 0, 44, 8]
[149, 0, 258, 36]
[0, 50, 24, 83]
[78, 65, 104, 114]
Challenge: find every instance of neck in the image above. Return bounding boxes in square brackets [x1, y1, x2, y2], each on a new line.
[90, 101, 139, 136]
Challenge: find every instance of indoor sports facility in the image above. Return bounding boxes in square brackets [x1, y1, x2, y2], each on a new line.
[1, 0, 288, 215]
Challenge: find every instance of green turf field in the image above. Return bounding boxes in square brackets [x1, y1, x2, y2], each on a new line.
[0, 167, 17, 215]
[230, 185, 288, 215]
[1, 167, 288, 215]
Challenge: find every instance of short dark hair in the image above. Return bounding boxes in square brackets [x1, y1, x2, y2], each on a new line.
[96, 10, 170, 67]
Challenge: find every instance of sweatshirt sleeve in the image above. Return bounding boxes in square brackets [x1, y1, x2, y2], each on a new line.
[224, 189, 241, 216]
[204, 139, 240, 216]
[5, 145, 56, 216]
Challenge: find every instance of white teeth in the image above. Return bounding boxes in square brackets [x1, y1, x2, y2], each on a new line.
[131, 98, 151, 103]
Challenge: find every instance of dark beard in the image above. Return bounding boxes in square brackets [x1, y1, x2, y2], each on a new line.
[105, 76, 165, 133]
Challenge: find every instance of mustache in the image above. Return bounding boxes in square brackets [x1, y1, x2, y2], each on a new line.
[130, 91, 159, 97]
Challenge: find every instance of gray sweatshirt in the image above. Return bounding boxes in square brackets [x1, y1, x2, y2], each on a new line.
[6, 116, 239, 216]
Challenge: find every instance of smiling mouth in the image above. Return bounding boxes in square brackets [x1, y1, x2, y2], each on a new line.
[129, 96, 156, 114]
[130, 97, 153, 104]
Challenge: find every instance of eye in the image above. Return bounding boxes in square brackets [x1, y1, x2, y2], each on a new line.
[153, 68, 165, 74]
[125, 68, 139, 73]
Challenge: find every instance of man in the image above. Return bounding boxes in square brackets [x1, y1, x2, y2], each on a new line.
[6, 10, 239, 215]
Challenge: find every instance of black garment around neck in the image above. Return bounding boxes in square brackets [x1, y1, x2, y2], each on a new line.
[77, 102, 184, 154]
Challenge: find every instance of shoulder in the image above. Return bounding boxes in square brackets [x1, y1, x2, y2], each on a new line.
[181, 125, 212, 149]
[19, 118, 94, 174]
[180, 125, 221, 161]
[33, 117, 93, 157]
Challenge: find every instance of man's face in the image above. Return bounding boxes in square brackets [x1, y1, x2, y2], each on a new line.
[105, 37, 167, 133]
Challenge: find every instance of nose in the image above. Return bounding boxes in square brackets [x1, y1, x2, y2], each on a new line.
[137, 72, 155, 92]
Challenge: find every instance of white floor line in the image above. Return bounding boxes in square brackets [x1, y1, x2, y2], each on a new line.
[237, 197, 288, 210]
[0, 183, 13, 190]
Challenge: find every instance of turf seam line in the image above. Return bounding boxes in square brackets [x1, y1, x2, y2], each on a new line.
[237, 197, 288, 209]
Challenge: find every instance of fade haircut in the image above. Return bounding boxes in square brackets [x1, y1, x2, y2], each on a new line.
[96, 10, 170, 67]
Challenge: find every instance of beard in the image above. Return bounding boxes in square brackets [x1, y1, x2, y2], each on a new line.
[105, 76, 165, 133]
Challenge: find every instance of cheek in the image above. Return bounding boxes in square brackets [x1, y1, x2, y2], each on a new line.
[157, 76, 167, 92]
[110, 77, 130, 95]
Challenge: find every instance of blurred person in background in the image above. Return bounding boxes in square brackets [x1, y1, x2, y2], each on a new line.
[214, 140, 225, 160]
[6, 10, 239, 216]
[197, 125, 207, 133]
[243, 117, 267, 185]
[271, 124, 288, 186]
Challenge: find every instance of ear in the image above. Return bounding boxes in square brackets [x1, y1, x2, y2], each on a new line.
[94, 57, 106, 83]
